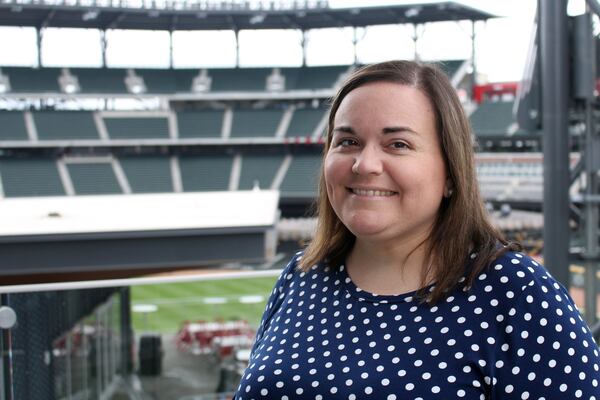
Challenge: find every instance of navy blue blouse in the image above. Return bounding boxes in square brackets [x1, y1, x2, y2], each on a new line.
[234, 251, 600, 399]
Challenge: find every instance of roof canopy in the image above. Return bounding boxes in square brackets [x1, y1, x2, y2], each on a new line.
[0, 1, 495, 31]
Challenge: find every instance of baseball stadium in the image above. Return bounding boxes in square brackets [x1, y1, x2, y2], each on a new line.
[0, 0, 598, 398]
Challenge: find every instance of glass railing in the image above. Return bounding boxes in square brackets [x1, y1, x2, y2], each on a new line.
[0, 269, 280, 400]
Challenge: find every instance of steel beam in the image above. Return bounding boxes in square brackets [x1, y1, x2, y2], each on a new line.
[539, 0, 571, 286]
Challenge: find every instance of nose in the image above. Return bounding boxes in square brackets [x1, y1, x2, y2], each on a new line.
[352, 145, 383, 176]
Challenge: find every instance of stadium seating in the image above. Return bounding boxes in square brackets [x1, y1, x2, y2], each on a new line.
[436, 60, 465, 79]
[119, 156, 173, 193]
[470, 100, 515, 136]
[0, 158, 65, 197]
[285, 107, 326, 138]
[2, 66, 61, 93]
[67, 162, 122, 195]
[104, 116, 170, 139]
[238, 154, 284, 190]
[0, 111, 29, 141]
[71, 67, 128, 93]
[33, 111, 99, 140]
[177, 110, 224, 138]
[230, 109, 283, 138]
[283, 65, 350, 90]
[279, 154, 322, 196]
[209, 68, 272, 92]
[179, 155, 233, 191]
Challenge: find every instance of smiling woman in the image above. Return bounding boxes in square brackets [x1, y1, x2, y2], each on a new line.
[233, 61, 600, 400]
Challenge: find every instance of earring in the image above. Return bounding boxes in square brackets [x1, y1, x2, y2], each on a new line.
[446, 188, 454, 197]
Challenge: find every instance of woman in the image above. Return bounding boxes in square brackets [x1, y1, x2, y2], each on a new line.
[234, 61, 600, 399]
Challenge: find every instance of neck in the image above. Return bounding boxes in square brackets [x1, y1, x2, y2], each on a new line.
[346, 233, 432, 296]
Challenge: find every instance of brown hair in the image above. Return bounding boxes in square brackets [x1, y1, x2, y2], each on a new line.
[298, 60, 519, 304]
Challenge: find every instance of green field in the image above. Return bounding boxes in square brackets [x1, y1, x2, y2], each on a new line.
[131, 275, 279, 334]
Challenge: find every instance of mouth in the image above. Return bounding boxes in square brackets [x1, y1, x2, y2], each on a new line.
[348, 188, 398, 197]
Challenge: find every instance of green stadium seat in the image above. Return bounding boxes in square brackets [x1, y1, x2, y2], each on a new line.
[279, 154, 321, 197]
[67, 163, 122, 195]
[33, 111, 99, 140]
[136, 68, 177, 93]
[71, 67, 127, 94]
[238, 155, 284, 190]
[209, 68, 271, 91]
[2, 67, 61, 93]
[104, 116, 170, 139]
[230, 109, 282, 138]
[0, 158, 65, 197]
[0, 111, 29, 141]
[179, 155, 232, 191]
[119, 156, 173, 193]
[286, 108, 326, 137]
[284, 65, 349, 90]
[470, 100, 515, 136]
[436, 60, 465, 79]
[177, 110, 224, 138]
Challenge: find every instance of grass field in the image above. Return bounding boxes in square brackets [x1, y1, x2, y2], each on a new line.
[131, 275, 279, 334]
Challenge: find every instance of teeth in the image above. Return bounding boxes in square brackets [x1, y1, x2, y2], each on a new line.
[352, 188, 396, 197]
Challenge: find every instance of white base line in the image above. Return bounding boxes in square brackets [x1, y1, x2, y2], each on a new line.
[0, 269, 282, 294]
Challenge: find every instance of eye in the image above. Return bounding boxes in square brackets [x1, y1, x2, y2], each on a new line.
[336, 138, 358, 147]
[390, 141, 410, 150]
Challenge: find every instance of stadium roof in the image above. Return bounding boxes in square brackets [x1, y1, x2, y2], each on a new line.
[0, 1, 496, 31]
[0, 190, 279, 282]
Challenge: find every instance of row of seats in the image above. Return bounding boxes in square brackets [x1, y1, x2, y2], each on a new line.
[0, 61, 467, 95]
[0, 108, 326, 140]
[469, 100, 518, 137]
[0, 154, 544, 201]
[0, 154, 321, 197]
[0, 102, 523, 141]
[0, 65, 350, 94]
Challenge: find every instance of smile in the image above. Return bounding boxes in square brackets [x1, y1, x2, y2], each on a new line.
[349, 188, 397, 197]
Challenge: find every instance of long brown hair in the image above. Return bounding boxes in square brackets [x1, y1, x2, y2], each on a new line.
[299, 60, 519, 304]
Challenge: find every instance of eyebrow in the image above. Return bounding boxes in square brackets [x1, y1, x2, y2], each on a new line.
[333, 126, 419, 135]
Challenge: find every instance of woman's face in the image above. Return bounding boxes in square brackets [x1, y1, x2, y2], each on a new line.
[324, 81, 447, 245]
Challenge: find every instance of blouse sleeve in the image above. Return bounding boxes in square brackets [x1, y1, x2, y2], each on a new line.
[232, 254, 300, 400]
[490, 272, 600, 399]
[247, 253, 300, 358]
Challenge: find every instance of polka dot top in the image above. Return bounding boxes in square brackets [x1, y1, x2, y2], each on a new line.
[234, 251, 600, 399]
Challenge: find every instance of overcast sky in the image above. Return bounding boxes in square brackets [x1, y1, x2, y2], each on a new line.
[0, 0, 587, 82]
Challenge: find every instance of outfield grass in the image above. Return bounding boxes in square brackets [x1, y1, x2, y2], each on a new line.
[130, 276, 279, 334]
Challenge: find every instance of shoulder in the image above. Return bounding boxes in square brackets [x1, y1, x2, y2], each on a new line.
[470, 251, 557, 299]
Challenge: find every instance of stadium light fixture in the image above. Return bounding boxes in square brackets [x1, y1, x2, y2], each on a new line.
[125, 69, 147, 95]
[82, 10, 99, 21]
[191, 69, 212, 93]
[0, 70, 11, 94]
[58, 68, 80, 94]
[249, 13, 266, 24]
[266, 68, 285, 92]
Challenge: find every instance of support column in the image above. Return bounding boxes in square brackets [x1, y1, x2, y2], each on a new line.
[119, 288, 133, 375]
[470, 20, 477, 97]
[411, 24, 419, 61]
[235, 29, 240, 68]
[574, 9, 600, 323]
[36, 28, 43, 67]
[169, 30, 174, 68]
[0, 295, 13, 400]
[101, 30, 108, 67]
[539, 0, 571, 286]
[352, 27, 358, 65]
[301, 30, 308, 67]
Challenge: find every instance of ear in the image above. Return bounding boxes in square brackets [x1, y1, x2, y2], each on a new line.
[444, 178, 454, 198]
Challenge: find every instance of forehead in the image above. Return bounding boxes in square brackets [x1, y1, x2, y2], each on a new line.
[333, 81, 436, 128]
